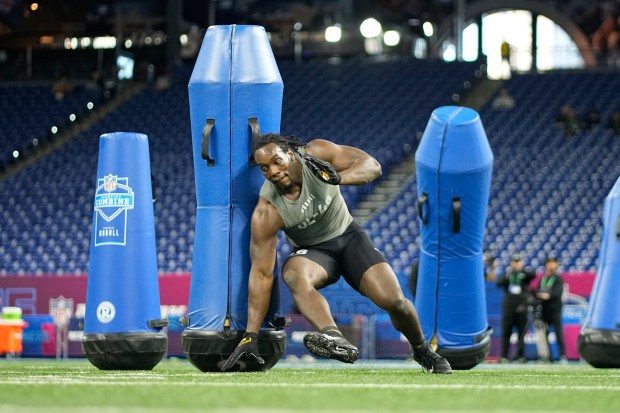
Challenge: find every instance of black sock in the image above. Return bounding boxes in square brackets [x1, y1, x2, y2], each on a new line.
[320, 326, 343, 337]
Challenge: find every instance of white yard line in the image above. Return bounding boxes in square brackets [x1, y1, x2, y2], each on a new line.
[0, 377, 619, 392]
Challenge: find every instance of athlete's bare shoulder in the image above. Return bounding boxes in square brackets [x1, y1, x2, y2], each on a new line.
[252, 196, 284, 236]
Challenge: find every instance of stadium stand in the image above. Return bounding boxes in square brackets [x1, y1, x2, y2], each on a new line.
[0, 83, 103, 170]
[1, 59, 618, 326]
[0, 57, 478, 277]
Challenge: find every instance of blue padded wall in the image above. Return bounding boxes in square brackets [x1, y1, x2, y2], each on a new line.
[82, 132, 167, 370]
[415, 106, 493, 355]
[578, 175, 620, 367]
[583, 176, 620, 331]
[186, 25, 283, 332]
[84, 132, 162, 334]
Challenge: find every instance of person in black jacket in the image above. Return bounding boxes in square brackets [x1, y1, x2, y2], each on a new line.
[497, 253, 536, 362]
[533, 255, 566, 362]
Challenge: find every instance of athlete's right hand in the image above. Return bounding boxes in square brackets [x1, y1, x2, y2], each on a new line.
[303, 155, 341, 185]
[220, 332, 265, 371]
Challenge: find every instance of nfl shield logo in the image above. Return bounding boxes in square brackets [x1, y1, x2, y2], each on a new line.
[49, 296, 74, 326]
[104, 174, 117, 192]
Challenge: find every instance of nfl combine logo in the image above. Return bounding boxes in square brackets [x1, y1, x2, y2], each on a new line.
[103, 174, 117, 192]
[93, 174, 135, 246]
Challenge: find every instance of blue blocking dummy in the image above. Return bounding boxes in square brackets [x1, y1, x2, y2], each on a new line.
[182, 25, 286, 372]
[415, 106, 493, 369]
[83, 132, 168, 370]
[578, 176, 620, 368]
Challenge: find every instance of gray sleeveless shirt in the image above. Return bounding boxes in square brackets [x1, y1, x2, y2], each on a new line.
[259, 150, 353, 247]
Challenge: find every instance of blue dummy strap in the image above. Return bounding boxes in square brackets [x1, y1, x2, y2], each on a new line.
[248, 117, 260, 165]
[452, 197, 461, 233]
[201, 118, 216, 167]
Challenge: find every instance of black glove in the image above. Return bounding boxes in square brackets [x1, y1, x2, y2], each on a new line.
[303, 155, 341, 185]
[220, 332, 265, 372]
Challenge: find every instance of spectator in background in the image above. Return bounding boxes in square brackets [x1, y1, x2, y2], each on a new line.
[555, 104, 582, 136]
[532, 256, 567, 363]
[492, 88, 516, 111]
[608, 111, 620, 135]
[497, 253, 535, 362]
[51, 76, 72, 101]
[483, 249, 497, 282]
[592, 8, 619, 65]
[500, 40, 511, 65]
[584, 105, 602, 129]
[500, 40, 512, 79]
[87, 71, 104, 91]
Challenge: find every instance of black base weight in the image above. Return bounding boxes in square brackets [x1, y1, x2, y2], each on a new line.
[437, 333, 491, 370]
[182, 329, 287, 372]
[82, 332, 168, 370]
[578, 328, 620, 368]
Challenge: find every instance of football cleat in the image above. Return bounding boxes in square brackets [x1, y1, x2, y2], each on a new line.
[303, 332, 359, 364]
[412, 342, 453, 374]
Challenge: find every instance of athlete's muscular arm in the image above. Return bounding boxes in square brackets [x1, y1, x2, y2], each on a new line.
[245, 196, 284, 334]
[305, 139, 381, 185]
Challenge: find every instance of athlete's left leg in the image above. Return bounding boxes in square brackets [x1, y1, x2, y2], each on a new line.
[358, 263, 452, 373]
[358, 263, 425, 346]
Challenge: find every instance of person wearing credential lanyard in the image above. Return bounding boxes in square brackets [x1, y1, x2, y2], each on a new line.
[497, 253, 535, 362]
[533, 255, 567, 362]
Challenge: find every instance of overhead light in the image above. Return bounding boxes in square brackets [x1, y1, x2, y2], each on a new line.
[360, 18, 382, 39]
[325, 25, 342, 43]
[39, 36, 54, 45]
[364, 38, 383, 55]
[383, 30, 400, 47]
[64, 37, 78, 50]
[443, 43, 456, 62]
[93, 36, 117, 49]
[423, 22, 434, 37]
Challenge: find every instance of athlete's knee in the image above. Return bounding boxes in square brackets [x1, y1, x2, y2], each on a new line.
[381, 294, 411, 315]
[282, 268, 308, 292]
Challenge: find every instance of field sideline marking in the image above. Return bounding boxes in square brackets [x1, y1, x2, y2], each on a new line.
[1, 378, 619, 392]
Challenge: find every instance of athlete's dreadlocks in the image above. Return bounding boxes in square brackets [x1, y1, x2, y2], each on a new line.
[252, 133, 306, 157]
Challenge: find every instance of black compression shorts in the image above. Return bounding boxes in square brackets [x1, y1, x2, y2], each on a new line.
[285, 221, 387, 291]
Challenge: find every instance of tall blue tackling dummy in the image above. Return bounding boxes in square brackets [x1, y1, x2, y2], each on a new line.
[578, 175, 620, 368]
[415, 106, 493, 369]
[83, 132, 168, 370]
[182, 25, 287, 372]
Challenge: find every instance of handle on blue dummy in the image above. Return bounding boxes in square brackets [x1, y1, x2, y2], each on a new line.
[616, 215, 620, 240]
[151, 174, 157, 202]
[417, 192, 429, 227]
[201, 118, 216, 167]
[147, 318, 169, 330]
[452, 197, 461, 233]
[248, 117, 260, 166]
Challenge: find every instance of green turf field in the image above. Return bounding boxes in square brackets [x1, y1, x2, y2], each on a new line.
[0, 358, 619, 412]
